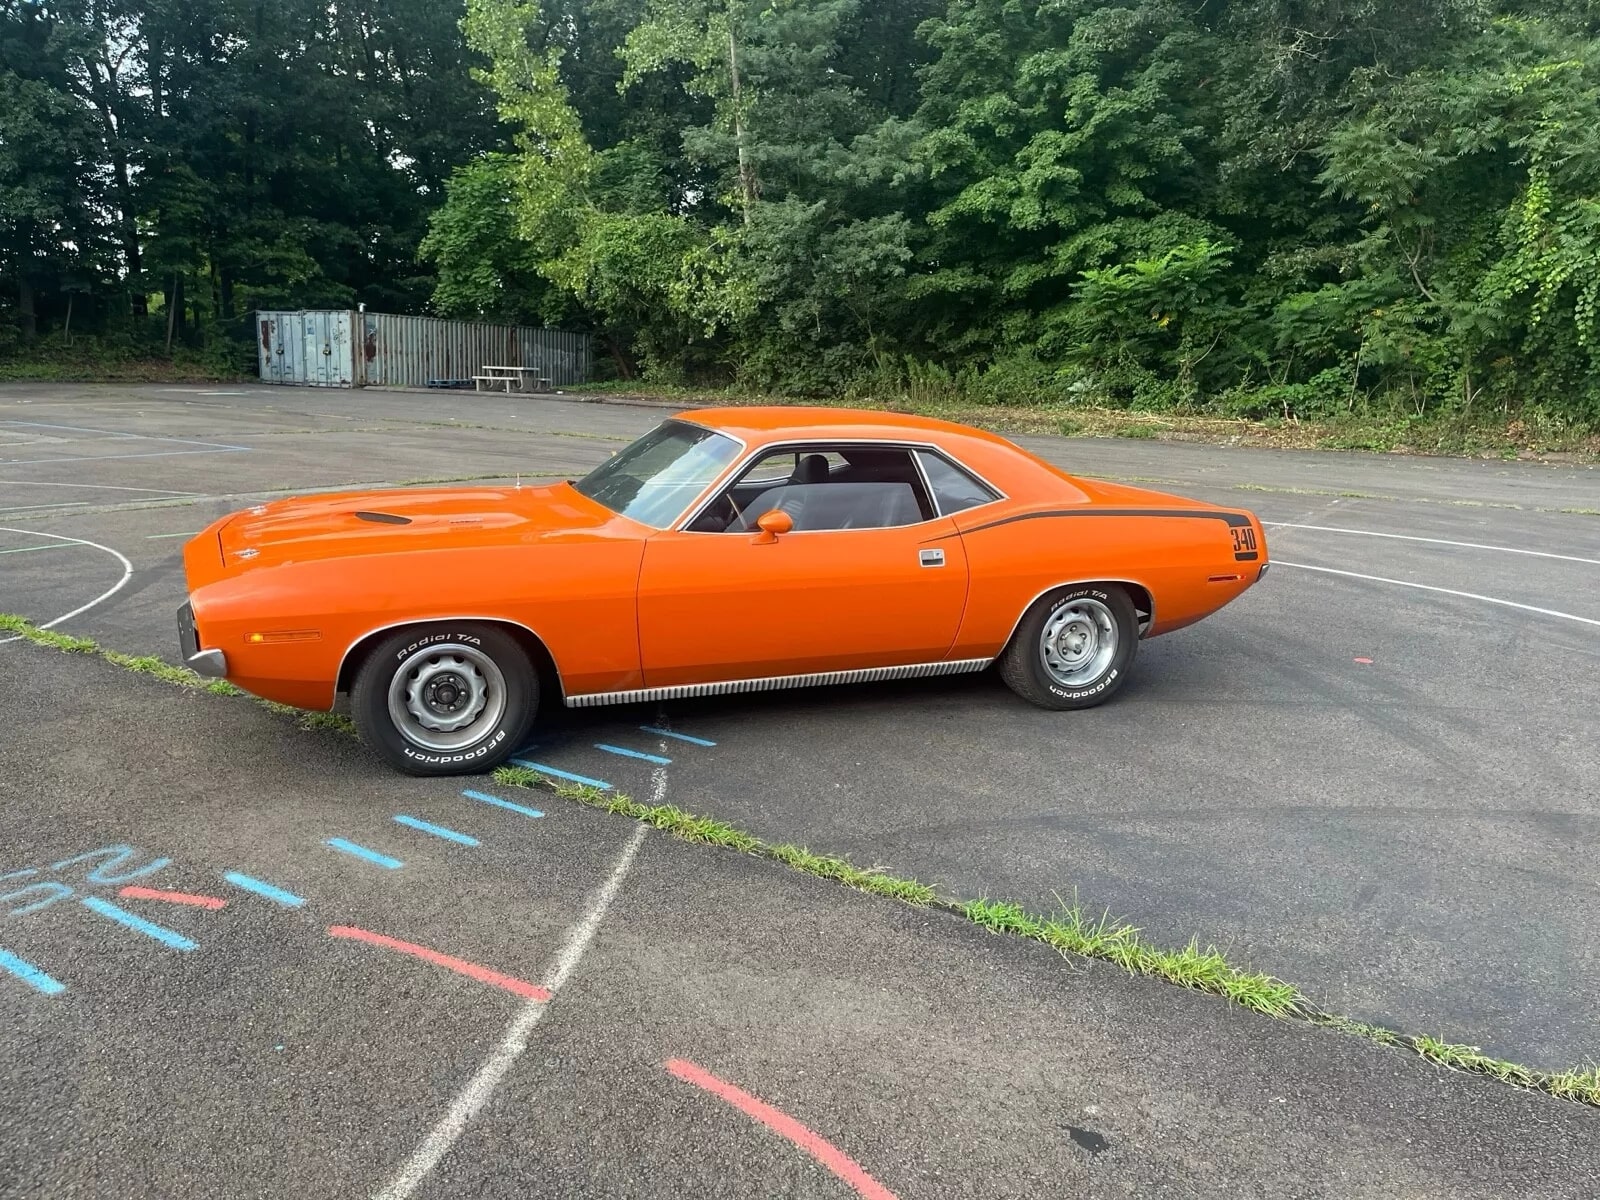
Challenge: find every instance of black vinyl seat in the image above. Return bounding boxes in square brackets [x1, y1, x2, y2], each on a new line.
[739, 481, 921, 531]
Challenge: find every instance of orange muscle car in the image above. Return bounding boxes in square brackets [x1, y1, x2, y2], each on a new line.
[178, 408, 1268, 774]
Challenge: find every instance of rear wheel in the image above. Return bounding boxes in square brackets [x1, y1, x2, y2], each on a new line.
[351, 623, 536, 776]
[998, 584, 1138, 710]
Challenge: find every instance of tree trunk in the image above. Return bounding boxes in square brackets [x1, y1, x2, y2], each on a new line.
[19, 277, 37, 343]
[165, 274, 178, 354]
[64, 292, 74, 343]
[727, 23, 756, 224]
[606, 334, 635, 380]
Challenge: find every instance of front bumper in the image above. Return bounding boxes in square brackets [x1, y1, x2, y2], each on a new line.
[177, 602, 228, 678]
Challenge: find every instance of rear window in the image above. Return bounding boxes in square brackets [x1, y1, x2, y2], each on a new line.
[916, 450, 999, 515]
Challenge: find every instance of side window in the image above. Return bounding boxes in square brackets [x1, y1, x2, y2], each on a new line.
[916, 450, 998, 515]
[688, 445, 935, 532]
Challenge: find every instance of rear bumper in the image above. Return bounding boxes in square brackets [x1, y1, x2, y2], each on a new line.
[177, 602, 228, 678]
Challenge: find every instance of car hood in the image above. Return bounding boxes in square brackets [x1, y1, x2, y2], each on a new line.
[212, 483, 627, 570]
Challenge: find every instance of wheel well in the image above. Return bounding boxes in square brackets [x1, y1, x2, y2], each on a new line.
[337, 619, 566, 706]
[1004, 580, 1155, 651]
[1117, 581, 1154, 636]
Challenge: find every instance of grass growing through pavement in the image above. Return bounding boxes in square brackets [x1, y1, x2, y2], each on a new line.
[5, 614, 1594, 1109]
[493, 766, 936, 904]
[0, 614, 98, 653]
[1, 613, 356, 733]
[492, 762, 1600, 1108]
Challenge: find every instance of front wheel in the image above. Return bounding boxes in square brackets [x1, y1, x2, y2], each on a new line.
[998, 584, 1138, 710]
[350, 623, 536, 776]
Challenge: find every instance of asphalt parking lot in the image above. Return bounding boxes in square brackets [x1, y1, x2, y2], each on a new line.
[2, 382, 1597, 1197]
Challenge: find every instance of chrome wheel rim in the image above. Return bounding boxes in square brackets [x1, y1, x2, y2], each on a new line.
[386, 643, 506, 752]
[1039, 598, 1117, 688]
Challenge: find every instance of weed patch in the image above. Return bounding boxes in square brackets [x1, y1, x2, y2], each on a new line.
[492, 762, 1600, 1109]
[2, 613, 353, 736]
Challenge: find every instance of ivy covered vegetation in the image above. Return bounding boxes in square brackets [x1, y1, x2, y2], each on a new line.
[5, 2, 1600, 438]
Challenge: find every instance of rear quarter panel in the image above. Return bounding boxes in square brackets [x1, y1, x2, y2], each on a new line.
[946, 507, 1265, 659]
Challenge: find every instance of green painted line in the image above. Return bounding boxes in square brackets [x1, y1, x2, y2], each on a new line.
[0, 543, 77, 556]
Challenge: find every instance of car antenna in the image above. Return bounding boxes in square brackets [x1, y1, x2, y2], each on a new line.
[515, 472, 521, 491]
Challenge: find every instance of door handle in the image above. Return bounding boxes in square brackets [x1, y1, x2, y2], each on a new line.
[919, 549, 945, 568]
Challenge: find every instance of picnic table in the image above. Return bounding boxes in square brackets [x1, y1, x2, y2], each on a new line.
[473, 364, 552, 393]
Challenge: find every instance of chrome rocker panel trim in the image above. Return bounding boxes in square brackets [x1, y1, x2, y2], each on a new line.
[565, 657, 993, 708]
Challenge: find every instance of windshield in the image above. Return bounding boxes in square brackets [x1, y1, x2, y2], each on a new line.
[572, 420, 742, 528]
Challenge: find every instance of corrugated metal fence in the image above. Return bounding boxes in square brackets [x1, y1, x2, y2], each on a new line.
[257, 310, 592, 389]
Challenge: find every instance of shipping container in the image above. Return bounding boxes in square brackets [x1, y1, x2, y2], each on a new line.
[255, 310, 591, 389]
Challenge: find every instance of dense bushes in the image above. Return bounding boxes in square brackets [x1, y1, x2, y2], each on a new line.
[428, 0, 1600, 428]
[6, 0, 1597, 432]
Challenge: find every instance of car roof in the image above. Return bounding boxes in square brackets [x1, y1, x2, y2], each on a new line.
[674, 405, 1019, 450]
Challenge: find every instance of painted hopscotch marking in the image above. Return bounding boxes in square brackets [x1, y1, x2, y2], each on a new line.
[79, 896, 197, 951]
[0, 947, 65, 996]
[462, 790, 543, 820]
[118, 886, 227, 910]
[640, 725, 716, 747]
[393, 815, 479, 847]
[665, 1059, 899, 1200]
[595, 743, 671, 766]
[222, 872, 305, 907]
[508, 760, 612, 790]
[325, 839, 404, 870]
[328, 927, 550, 1001]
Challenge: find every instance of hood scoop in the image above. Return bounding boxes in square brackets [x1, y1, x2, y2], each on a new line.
[354, 510, 412, 525]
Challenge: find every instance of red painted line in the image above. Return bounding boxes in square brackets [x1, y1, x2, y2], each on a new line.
[665, 1059, 899, 1200]
[117, 886, 227, 909]
[327, 926, 551, 1001]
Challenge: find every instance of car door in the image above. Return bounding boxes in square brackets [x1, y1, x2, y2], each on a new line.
[635, 445, 971, 687]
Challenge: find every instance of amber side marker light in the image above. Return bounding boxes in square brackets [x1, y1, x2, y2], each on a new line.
[247, 630, 321, 645]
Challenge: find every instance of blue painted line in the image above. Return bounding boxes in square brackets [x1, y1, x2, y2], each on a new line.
[640, 725, 716, 747]
[79, 896, 197, 951]
[223, 871, 305, 907]
[595, 743, 672, 765]
[509, 760, 612, 790]
[463, 790, 544, 819]
[324, 839, 403, 869]
[0, 947, 65, 995]
[393, 815, 479, 846]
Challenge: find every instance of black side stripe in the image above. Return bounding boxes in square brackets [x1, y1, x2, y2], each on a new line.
[927, 508, 1261, 561]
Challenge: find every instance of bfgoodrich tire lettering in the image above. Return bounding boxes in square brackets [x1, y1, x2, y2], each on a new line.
[351, 623, 536, 776]
[998, 585, 1138, 711]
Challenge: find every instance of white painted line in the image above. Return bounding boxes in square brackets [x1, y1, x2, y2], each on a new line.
[1267, 523, 1600, 566]
[1273, 561, 1600, 628]
[0, 528, 134, 645]
[145, 532, 199, 540]
[0, 419, 250, 451]
[0, 479, 199, 495]
[373, 822, 650, 1200]
[0, 447, 248, 467]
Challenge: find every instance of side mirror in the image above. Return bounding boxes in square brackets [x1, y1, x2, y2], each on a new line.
[752, 509, 793, 544]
